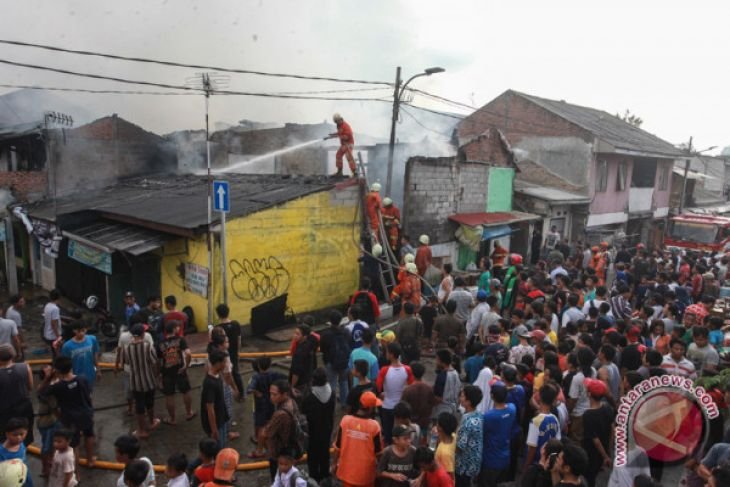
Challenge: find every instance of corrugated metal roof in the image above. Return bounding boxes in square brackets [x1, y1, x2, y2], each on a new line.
[449, 211, 540, 227]
[513, 91, 685, 158]
[64, 221, 170, 255]
[514, 180, 590, 204]
[27, 174, 341, 232]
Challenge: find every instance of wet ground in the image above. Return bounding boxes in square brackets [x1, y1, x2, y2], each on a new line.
[16, 292, 687, 486]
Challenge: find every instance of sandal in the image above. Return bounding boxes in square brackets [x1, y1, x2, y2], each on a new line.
[162, 418, 176, 426]
[149, 418, 161, 431]
[247, 451, 266, 459]
[185, 411, 198, 421]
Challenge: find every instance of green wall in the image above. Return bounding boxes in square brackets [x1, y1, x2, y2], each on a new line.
[487, 168, 514, 212]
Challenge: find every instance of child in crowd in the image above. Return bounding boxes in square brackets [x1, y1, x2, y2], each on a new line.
[525, 384, 560, 466]
[247, 356, 286, 459]
[191, 438, 219, 486]
[271, 448, 307, 487]
[413, 446, 454, 487]
[393, 401, 420, 444]
[124, 460, 151, 487]
[113, 434, 155, 487]
[377, 424, 417, 487]
[0, 418, 32, 487]
[708, 316, 724, 348]
[37, 364, 60, 477]
[49, 429, 76, 487]
[165, 453, 189, 487]
[434, 412, 457, 480]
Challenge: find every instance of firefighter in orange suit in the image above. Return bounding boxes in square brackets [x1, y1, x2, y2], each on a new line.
[381, 197, 401, 252]
[366, 182, 382, 236]
[415, 235, 432, 277]
[391, 262, 422, 315]
[328, 113, 357, 177]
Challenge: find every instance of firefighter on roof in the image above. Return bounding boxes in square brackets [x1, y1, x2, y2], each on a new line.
[328, 113, 357, 177]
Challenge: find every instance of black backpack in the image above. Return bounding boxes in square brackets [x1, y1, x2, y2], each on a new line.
[330, 330, 351, 371]
[353, 292, 375, 324]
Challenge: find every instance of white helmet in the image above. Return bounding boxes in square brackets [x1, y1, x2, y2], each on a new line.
[383, 197, 393, 206]
[0, 459, 27, 486]
[404, 253, 415, 264]
[333, 113, 343, 122]
[85, 295, 99, 310]
[406, 263, 418, 274]
[419, 234, 430, 245]
[370, 182, 381, 192]
[372, 243, 383, 257]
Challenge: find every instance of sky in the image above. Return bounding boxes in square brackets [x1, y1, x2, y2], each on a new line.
[0, 0, 728, 152]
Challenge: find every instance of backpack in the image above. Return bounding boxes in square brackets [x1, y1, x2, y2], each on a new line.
[289, 470, 319, 487]
[330, 330, 351, 371]
[284, 406, 309, 459]
[353, 292, 375, 324]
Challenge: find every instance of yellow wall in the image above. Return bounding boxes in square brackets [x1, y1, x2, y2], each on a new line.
[161, 186, 361, 330]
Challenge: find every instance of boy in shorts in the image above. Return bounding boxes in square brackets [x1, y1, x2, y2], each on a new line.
[158, 320, 194, 424]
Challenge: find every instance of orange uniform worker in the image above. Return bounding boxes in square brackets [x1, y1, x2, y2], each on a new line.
[391, 263, 422, 315]
[329, 113, 357, 177]
[365, 183, 382, 236]
[590, 245, 607, 285]
[415, 235, 432, 277]
[381, 197, 401, 252]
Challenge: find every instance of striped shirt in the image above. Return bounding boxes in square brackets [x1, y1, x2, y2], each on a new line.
[122, 340, 158, 392]
[660, 354, 697, 379]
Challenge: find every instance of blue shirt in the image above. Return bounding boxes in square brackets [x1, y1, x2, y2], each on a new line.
[348, 347, 379, 385]
[0, 442, 32, 487]
[61, 335, 99, 390]
[709, 329, 724, 348]
[464, 355, 484, 384]
[125, 303, 140, 326]
[482, 404, 516, 470]
[526, 413, 561, 463]
[505, 385, 526, 437]
[456, 411, 483, 476]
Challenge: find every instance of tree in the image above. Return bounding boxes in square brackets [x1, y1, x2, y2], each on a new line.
[616, 109, 643, 128]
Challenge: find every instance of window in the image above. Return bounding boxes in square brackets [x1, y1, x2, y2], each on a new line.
[596, 160, 608, 192]
[631, 158, 657, 188]
[616, 161, 627, 191]
[658, 164, 669, 190]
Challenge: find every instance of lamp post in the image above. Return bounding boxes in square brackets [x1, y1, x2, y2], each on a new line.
[385, 66, 445, 195]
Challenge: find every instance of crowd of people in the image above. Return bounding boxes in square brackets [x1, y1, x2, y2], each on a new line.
[3, 235, 730, 487]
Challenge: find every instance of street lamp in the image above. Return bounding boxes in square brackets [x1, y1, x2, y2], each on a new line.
[385, 66, 445, 195]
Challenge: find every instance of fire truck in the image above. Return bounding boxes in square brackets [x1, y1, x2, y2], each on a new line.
[664, 213, 730, 252]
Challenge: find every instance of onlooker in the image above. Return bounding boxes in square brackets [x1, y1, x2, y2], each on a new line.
[346, 359, 376, 414]
[0, 344, 33, 445]
[164, 452, 189, 487]
[661, 338, 697, 379]
[396, 303, 423, 364]
[525, 384, 560, 466]
[247, 357, 286, 459]
[214, 304, 244, 400]
[158, 320, 194, 425]
[549, 443, 589, 487]
[123, 292, 141, 329]
[377, 424, 417, 487]
[319, 310, 351, 407]
[376, 343, 414, 445]
[49, 429, 76, 487]
[401, 362, 436, 442]
[43, 290, 62, 357]
[350, 277, 380, 326]
[333, 391, 383, 487]
[0, 303, 20, 358]
[348, 328, 379, 385]
[481, 383, 515, 487]
[0, 418, 31, 487]
[113, 434, 155, 487]
[271, 448, 308, 487]
[263, 380, 297, 481]
[455, 385, 483, 487]
[61, 321, 100, 391]
[433, 300, 463, 350]
[162, 296, 187, 335]
[413, 446, 454, 487]
[289, 324, 317, 397]
[203, 447, 238, 487]
[121, 324, 161, 439]
[433, 350, 461, 413]
[434, 412, 457, 480]
[201, 349, 230, 449]
[191, 438, 218, 486]
[687, 326, 720, 374]
[301, 368, 335, 482]
[582, 378, 615, 487]
[116, 318, 155, 417]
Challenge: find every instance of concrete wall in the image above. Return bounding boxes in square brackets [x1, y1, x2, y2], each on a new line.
[403, 157, 490, 245]
[160, 185, 361, 330]
[513, 136, 592, 190]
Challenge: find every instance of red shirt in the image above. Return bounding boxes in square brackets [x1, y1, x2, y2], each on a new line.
[336, 121, 354, 145]
[163, 310, 187, 336]
[194, 463, 215, 485]
[424, 466, 454, 487]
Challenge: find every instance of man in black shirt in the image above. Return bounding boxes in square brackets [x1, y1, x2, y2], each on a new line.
[201, 349, 230, 449]
[215, 304, 243, 400]
[346, 359, 376, 414]
[550, 443, 589, 486]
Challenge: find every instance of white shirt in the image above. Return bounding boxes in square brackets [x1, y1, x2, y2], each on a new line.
[474, 367, 493, 413]
[660, 354, 696, 379]
[467, 302, 490, 340]
[117, 457, 156, 487]
[5, 306, 21, 328]
[0, 318, 17, 346]
[167, 473, 189, 487]
[569, 369, 596, 417]
[43, 301, 61, 340]
[550, 267, 568, 285]
[272, 466, 307, 487]
[382, 365, 409, 409]
[561, 307, 585, 329]
[581, 299, 608, 316]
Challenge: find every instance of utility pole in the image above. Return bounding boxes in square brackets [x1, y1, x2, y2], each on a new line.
[679, 136, 692, 214]
[385, 66, 402, 196]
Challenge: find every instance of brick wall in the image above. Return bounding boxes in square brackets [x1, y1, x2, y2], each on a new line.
[0, 171, 47, 200]
[460, 127, 514, 166]
[403, 157, 489, 244]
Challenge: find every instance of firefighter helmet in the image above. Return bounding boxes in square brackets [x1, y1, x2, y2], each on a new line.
[510, 253, 523, 265]
[406, 263, 418, 274]
[372, 243, 383, 258]
[0, 459, 27, 486]
[370, 182, 381, 192]
[419, 234, 430, 245]
[383, 197, 393, 206]
[333, 113, 343, 122]
[404, 253, 415, 264]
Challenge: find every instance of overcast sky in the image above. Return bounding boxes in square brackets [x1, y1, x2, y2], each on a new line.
[0, 0, 728, 152]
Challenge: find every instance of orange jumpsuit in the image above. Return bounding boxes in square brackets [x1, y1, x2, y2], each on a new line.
[491, 246, 508, 268]
[415, 246, 432, 276]
[365, 191, 382, 234]
[381, 205, 401, 251]
[392, 273, 422, 314]
[591, 254, 606, 285]
[335, 120, 356, 173]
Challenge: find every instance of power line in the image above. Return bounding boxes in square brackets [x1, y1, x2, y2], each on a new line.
[0, 60, 393, 102]
[402, 102, 466, 120]
[0, 38, 391, 86]
[400, 107, 453, 137]
[0, 84, 197, 96]
[406, 88, 476, 111]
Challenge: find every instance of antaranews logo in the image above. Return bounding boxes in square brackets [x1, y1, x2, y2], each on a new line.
[615, 375, 719, 468]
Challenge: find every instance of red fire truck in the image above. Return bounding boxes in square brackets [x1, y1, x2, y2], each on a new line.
[664, 213, 730, 252]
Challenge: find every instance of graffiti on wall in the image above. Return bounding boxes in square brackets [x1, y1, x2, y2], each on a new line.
[230, 257, 290, 302]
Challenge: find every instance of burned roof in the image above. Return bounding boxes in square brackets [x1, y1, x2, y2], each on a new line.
[28, 173, 338, 235]
[511, 91, 685, 158]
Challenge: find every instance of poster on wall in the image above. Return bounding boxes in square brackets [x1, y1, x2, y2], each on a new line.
[68, 240, 112, 275]
[185, 262, 209, 298]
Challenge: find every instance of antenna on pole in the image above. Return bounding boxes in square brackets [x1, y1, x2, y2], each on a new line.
[184, 73, 230, 324]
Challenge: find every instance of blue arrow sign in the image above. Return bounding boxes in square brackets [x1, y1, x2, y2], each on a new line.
[213, 180, 230, 213]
